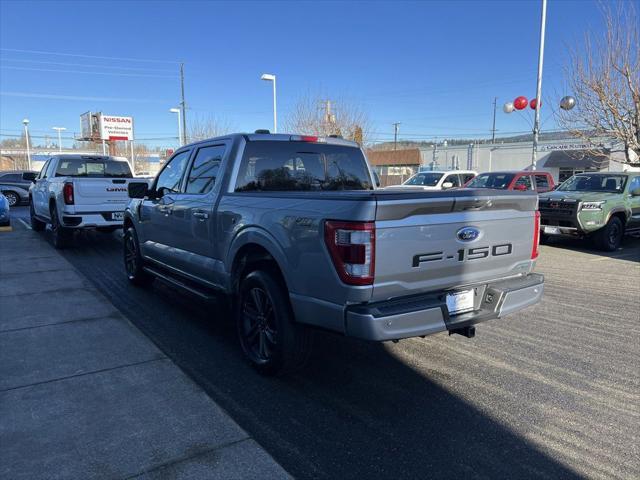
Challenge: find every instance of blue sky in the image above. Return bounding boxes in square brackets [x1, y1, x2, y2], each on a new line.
[0, 0, 604, 148]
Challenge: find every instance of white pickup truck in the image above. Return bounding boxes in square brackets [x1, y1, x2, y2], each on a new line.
[28, 154, 135, 248]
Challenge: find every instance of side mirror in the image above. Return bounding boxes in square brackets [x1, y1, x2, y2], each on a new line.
[22, 172, 37, 182]
[631, 187, 640, 197]
[128, 181, 149, 199]
[442, 181, 454, 189]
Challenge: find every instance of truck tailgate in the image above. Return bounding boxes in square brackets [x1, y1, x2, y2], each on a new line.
[372, 190, 538, 302]
[72, 178, 131, 210]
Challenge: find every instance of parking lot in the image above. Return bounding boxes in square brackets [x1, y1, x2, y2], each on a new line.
[5, 205, 639, 479]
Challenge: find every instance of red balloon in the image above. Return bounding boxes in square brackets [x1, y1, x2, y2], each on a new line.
[514, 96, 528, 110]
[529, 98, 541, 109]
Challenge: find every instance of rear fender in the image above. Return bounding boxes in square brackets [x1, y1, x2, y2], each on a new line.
[227, 226, 292, 292]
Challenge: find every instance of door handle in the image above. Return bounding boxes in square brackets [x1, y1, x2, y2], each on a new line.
[193, 211, 209, 220]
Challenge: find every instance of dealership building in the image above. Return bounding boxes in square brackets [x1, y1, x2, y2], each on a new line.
[367, 138, 640, 187]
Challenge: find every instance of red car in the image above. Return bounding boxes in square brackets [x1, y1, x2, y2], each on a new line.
[464, 170, 555, 193]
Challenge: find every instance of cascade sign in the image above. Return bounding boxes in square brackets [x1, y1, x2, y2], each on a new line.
[99, 114, 134, 141]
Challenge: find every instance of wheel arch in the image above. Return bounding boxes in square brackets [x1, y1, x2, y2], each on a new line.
[228, 228, 291, 296]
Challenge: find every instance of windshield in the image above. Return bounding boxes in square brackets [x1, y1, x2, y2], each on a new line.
[235, 141, 373, 192]
[466, 173, 515, 189]
[558, 174, 627, 193]
[404, 172, 443, 186]
[55, 159, 133, 178]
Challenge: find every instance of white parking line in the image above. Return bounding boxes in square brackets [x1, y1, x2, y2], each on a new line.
[17, 218, 32, 230]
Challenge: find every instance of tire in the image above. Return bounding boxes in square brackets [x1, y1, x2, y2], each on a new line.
[3, 191, 19, 207]
[593, 216, 624, 251]
[30, 201, 46, 231]
[50, 204, 72, 249]
[123, 226, 154, 287]
[237, 269, 312, 376]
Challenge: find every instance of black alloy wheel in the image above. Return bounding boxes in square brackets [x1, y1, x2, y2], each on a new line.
[237, 269, 312, 376]
[123, 227, 153, 286]
[594, 216, 623, 251]
[241, 286, 278, 364]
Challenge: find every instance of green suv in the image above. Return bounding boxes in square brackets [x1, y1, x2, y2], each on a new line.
[539, 172, 640, 251]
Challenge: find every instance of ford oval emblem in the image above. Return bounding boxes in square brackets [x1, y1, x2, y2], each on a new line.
[457, 227, 480, 242]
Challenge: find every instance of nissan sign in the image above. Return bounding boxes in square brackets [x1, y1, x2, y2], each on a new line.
[99, 114, 134, 141]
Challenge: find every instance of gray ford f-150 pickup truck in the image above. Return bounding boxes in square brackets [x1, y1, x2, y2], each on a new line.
[124, 132, 544, 375]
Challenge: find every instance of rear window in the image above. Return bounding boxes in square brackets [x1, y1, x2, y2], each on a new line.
[466, 173, 515, 189]
[404, 172, 443, 186]
[235, 141, 372, 192]
[55, 159, 132, 178]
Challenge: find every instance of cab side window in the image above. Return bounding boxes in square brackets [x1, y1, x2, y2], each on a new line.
[37, 159, 50, 180]
[155, 150, 191, 194]
[629, 176, 640, 193]
[534, 174, 550, 191]
[185, 145, 226, 194]
[461, 173, 475, 184]
[45, 159, 57, 178]
[514, 175, 533, 190]
[444, 174, 461, 187]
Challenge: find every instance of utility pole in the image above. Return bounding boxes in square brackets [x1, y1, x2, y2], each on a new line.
[392, 122, 401, 150]
[491, 97, 497, 144]
[531, 0, 547, 171]
[180, 63, 187, 145]
[320, 100, 336, 135]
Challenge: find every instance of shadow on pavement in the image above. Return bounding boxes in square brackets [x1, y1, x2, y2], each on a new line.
[542, 233, 640, 262]
[52, 229, 583, 480]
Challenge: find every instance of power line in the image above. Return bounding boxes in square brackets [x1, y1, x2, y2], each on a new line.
[1, 58, 175, 73]
[0, 91, 170, 103]
[0, 48, 180, 64]
[1, 65, 177, 78]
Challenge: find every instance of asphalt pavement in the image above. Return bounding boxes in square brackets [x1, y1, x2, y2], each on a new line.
[6, 206, 640, 479]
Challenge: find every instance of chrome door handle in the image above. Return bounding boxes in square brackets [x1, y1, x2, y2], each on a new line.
[193, 211, 209, 220]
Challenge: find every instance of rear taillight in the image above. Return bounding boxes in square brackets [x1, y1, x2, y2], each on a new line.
[531, 210, 540, 259]
[63, 182, 74, 205]
[324, 221, 375, 285]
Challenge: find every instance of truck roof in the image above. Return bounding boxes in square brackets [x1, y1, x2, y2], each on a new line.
[181, 132, 360, 149]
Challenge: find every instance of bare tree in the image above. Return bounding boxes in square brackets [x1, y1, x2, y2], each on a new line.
[558, 3, 639, 163]
[188, 114, 235, 142]
[284, 93, 371, 145]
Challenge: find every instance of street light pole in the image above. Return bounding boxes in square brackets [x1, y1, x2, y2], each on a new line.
[23, 119, 31, 170]
[261, 73, 277, 133]
[52, 127, 66, 153]
[169, 108, 182, 146]
[531, 0, 547, 171]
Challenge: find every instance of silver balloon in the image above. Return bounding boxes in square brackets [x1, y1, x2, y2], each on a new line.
[503, 102, 515, 114]
[560, 96, 576, 110]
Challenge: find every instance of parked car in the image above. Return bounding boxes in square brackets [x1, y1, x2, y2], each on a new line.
[464, 171, 555, 193]
[123, 132, 543, 376]
[393, 170, 477, 190]
[0, 184, 30, 206]
[0, 170, 38, 191]
[0, 192, 10, 227]
[28, 154, 135, 248]
[539, 172, 640, 250]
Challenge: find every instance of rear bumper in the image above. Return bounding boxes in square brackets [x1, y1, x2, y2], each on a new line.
[61, 210, 124, 228]
[345, 273, 544, 341]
